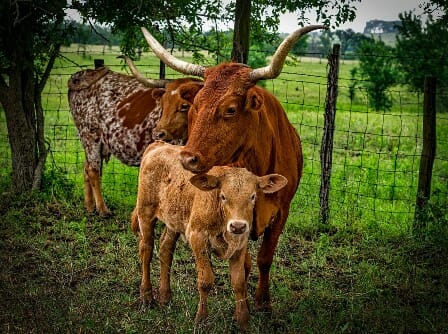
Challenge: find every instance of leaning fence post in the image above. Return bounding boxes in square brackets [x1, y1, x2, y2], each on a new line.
[414, 76, 437, 230]
[319, 44, 340, 224]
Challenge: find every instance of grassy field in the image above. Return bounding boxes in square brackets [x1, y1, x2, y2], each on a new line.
[0, 46, 447, 333]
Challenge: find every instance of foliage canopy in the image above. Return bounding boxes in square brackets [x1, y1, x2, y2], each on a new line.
[356, 38, 400, 111]
[395, 11, 448, 92]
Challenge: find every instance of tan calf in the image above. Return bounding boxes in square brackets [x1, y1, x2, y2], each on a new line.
[131, 141, 287, 329]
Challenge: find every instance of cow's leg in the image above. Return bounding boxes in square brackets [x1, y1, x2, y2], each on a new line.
[230, 248, 250, 330]
[83, 161, 95, 213]
[255, 212, 288, 312]
[190, 232, 214, 324]
[138, 215, 158, 306]
[84, 162, 110, 216]
[159, 227, 180, 305]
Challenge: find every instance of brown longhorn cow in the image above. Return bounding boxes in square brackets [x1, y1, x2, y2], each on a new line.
[140, 25, 325, 311]
[68, 61, 200, 215]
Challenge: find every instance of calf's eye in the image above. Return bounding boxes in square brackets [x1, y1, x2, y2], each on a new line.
[225, 107, 237, 117]
[250, 193, 256, 203]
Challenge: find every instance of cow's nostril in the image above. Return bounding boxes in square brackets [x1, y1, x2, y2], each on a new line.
[154, 130, 167, 140]
[188, 155, 198, 164]
[179, 151, 204, 172]
[229, 221, 247, 234]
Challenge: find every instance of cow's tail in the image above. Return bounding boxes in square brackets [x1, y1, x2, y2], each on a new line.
[131, 208, 139, 234]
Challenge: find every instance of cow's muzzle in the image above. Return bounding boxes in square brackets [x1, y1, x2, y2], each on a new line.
[153, 129, 171, 142]
[179, 150, 207, 173]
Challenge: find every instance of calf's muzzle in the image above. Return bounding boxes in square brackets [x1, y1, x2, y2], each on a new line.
[228, 220, 249, 235]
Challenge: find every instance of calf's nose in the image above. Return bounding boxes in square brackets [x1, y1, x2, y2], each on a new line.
[229, 220, 248, 235]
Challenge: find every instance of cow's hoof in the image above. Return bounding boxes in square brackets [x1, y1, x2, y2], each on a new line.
[254, 303, 272, 314]
[140, 290, 155, 308]
[98, 208, 112, 217]
[194, 310, 208, 325]
[158, 290, 172, 306]
[233, 311, 250, 331]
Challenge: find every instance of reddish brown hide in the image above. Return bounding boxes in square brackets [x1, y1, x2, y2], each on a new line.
[140, 24, 324, 311]
[178, 63, 303, 311]
[152, 79, 203, 143]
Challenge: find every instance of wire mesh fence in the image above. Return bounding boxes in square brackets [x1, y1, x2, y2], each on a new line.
[0, 46, 446, 227]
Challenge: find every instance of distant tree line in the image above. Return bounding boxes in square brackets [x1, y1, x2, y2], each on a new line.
[66, 21, 123, 46]
[65, 17, 448, 114]
[350, 13, 447, 111]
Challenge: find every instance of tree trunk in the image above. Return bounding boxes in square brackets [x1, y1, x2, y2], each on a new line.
[0, 66, 40, 193]
[231, 0, 251, 64]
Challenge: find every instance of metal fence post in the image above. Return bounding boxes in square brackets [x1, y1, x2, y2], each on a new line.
[414, 76, 437, 230]
[319, 44, 340, 224]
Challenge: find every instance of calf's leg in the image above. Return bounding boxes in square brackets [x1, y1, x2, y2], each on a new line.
[138, 215, 158, 306]
[190, 233, 214, 324]
[159, 227, 180, 305]
[230, 248, 250, 330]
[244, 250, 252, 311]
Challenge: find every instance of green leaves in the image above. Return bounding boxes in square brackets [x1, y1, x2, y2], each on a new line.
[395, 11, 448, 92]
[355, 38, 400, 111]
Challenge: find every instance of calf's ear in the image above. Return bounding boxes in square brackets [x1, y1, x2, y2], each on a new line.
[179, 82, 203, 103]
[151, 88, 166, 100]
[190, 174, 220, 191]
[258, 174, 288, 194]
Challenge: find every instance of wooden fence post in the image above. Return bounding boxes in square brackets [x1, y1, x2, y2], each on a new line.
[319, 44, 340, 224]
[414, 76, 437, 229]
[94, 59, 104, 68]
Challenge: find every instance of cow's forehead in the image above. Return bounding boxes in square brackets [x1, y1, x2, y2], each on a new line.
[201, 63, 254, 98]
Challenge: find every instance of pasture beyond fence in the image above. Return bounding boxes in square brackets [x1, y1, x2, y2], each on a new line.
[0, 45, 447, 233]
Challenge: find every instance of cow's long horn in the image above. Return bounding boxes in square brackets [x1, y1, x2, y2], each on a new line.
[141, 27, 206, 78]
[118, 55, 170, 88]
[249, 25, 326, 82]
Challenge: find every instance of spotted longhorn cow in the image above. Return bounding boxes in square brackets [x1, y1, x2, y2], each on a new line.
[68, 63, 200, 215]
[140, 25, 325, 311]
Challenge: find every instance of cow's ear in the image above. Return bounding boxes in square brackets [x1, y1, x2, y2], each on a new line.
[152, 88, 165, 100]
[190, 174, 220, 191]
[246, 89, 263, 111]
[258, 174, 288, 194]
[179, 82, 203, 103]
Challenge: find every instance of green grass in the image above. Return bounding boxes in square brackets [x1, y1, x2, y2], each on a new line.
[0, 189, 446, 333]
[1, 46, 447, 333]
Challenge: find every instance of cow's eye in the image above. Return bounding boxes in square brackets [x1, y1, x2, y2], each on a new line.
[250, 193, 256, 204]
[220, 192, 226, 202]
[180, 103, 189, 112]
[225, 107, 237, 117]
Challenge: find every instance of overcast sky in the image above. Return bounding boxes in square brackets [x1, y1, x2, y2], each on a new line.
[279, 0, 425, 33]
[67, 1, 427, 34]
